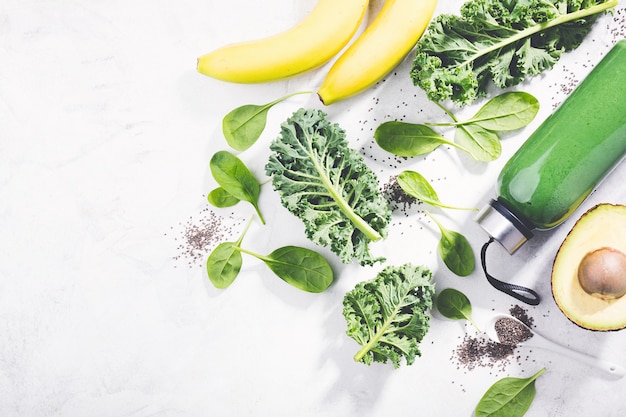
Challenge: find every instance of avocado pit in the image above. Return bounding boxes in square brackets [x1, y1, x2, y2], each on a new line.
[578, 247, 626, 300]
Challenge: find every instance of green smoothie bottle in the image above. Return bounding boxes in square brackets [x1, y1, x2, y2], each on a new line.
[475, 40, 626, 305]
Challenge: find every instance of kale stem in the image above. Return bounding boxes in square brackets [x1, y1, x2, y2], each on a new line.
[456, 0, 618, 69]
[354, 333, 384, 362]
[307, 143, 382, 242]
[353, 302, 398, 363]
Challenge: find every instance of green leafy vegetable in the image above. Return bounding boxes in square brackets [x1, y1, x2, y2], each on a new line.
[343, 264, 435, 368]
[223, 91, 311, 151]
[374, 122, 460, 157]
[207, 242, 244, 289]
[266, 108, 391, 266]
[454, 123, 502, 161]
[411, 0, 617, 105]
[475, 368, 547, 417]
[432, 92, 538, 160]
[210, 150, 265, 224]
[206, 219, 333, 293]
[207, 187, 240, 208]
[397, 170, 477, 211]
[375, 92, 538, 161]
[426, 212, 476, 277]
[455, 92, 540, 131]
[392, 172, 476, 275]
[206, 218, 251, 289]
[238, 245, 334, 293]
[436, 288, 479, 330]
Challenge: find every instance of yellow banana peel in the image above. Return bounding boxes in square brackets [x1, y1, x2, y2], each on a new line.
[318, 0, 439, 105]
[197, 0, 369, 83]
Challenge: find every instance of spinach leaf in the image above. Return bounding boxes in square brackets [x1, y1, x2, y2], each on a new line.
[206, 242, 243, 289]
[210, 150, 265, 224]
[207, 187, 240, 208]
[436, 288, 479, 331]
[427, 212, 475, 277]
[206, 218, 333, 293]
[223, 91, 310, 151]
[394, 172, 475, 275]
[397, 170, 477, 211]
[374, 121, 462, 157]
[454, 123, 502, 162]
[461, 92, 540, 131]
[375, 92, 538, 161]
[256, 246, 334, 293]
[206, 220, 249, 289]
[475, 368, 547, 417]
[428, 93, 537, 161]
[236, 245, 334, 293]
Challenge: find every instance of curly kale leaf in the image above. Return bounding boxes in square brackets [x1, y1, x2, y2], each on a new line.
[410, 0, 617, 105]
[343, 264, 435, 368]
[265, 108, 391, 266]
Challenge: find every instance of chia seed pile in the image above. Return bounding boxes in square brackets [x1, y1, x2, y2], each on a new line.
[494, 317, 534, 346]
[168, 205, 241, 268]
[452, 305, 536, 373]
[382, 175, 418, 214]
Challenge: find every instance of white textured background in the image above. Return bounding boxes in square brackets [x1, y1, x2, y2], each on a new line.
[1, 0, 625, 416]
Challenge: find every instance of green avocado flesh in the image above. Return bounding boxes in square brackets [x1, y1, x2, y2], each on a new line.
[552, 204, 626, 331]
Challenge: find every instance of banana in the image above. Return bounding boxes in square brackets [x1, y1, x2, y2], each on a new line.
[317, 0, 439, 105]
[197, 0, 369, 83]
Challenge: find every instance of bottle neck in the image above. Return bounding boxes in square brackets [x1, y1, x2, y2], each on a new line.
[475, 199, 535, 254]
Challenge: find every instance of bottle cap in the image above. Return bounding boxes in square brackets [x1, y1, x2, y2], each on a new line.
[475, 199, 534, 254]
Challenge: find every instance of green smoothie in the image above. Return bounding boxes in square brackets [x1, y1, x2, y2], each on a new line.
[497, 40, 626, 230]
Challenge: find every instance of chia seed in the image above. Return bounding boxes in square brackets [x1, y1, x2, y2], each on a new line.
[494, 317, 534, 346]
[452, 334, 516, 373]
[168, 205, 241, 268]
[509, 304, 534, 328]
[452, 304, 537, 373]
[382, 175, 418, 214]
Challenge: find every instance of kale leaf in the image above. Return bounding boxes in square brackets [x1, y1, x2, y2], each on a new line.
[343, 264, 435, 368]
[410, 0, 617, 106]
[266, 108, 391, 266]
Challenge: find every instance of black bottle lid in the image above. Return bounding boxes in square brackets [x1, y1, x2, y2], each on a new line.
[475, 199, 535, 254]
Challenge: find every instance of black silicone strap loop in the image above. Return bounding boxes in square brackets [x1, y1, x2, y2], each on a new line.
[480, 237, 541, 306]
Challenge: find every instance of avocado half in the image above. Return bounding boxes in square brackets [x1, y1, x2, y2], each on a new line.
[552, 203, 626, 331]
